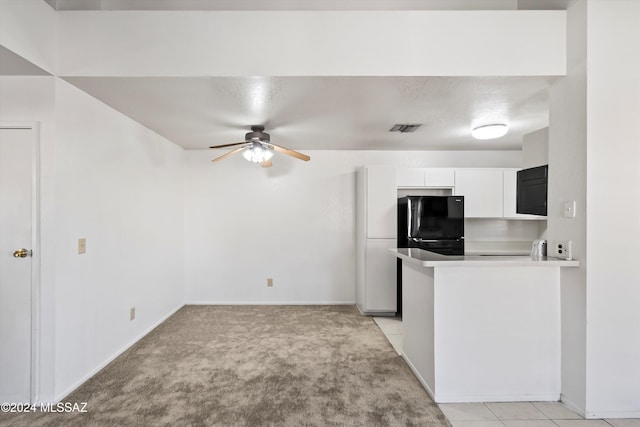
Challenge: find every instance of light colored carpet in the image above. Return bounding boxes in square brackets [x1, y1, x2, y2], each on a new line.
[1, 305, 449, 426]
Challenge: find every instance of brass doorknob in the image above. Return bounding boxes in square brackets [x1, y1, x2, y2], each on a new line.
[12, 248, 30, 258]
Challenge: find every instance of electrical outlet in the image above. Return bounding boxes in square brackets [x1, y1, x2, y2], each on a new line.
[551, 240, 573, 259]
[78, 238, 86, 254]
[130, 307, 136, 321]
[267, 278, 273, 287]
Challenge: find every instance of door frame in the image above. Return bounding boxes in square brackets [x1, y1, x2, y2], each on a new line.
[0, 122, 41, 403]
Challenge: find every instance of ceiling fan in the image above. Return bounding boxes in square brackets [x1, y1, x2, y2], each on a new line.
[209, 125, 310, 168]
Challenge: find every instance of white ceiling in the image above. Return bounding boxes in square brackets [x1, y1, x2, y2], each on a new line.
[64, 76, 554, 151]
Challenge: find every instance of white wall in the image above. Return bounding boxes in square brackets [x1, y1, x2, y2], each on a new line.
[1, 75, 186, 401]
[549, 0, 640, 418]
[184, 150, 521, 303]
[547, 0, 588, 414]
[52, 80, 185, 399]
[522, 127, 549, 168]
[56, 10, 565, 76]
[0, 0, 56, 73]
[584, 0, 640, 417]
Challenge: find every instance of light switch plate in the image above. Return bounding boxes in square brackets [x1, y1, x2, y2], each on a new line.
[563, 201, 576, 218]
[78, 238, 86, 254]
[130, 307, 136, 321]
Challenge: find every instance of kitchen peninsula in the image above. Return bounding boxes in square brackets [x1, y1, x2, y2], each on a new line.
[391, 248, 579, 403]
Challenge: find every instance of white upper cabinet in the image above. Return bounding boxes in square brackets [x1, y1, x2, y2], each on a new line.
[397, 168, 455, 188]
[396, 168, 425, 187]
[364, 166, 397, 238]
[454, 169, 504, 218]
[424, 168, 455, 187]
[503, 169, 546, 219]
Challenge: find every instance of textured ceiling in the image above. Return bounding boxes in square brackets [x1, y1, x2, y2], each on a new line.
[64, 76, 554, 151]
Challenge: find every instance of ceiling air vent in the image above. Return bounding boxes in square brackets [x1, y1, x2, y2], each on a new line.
[389, 124, 422, 133]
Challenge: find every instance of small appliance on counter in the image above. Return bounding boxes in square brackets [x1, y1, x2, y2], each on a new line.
[530, 239, 547, 259]
[397, 196, 465, 315]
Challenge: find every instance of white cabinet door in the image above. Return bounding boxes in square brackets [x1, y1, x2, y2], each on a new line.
[366, 166, 397, 238]
[424, 168, 455, 187]
[397, 168, 424, 187]
[397, 168, 455, 188]
[365, 238, 397, 312]
[503, 169, 546, 219]
[454, 169, 503, 218]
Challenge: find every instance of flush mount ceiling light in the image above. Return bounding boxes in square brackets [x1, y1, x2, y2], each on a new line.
[471, 124, 509, 140]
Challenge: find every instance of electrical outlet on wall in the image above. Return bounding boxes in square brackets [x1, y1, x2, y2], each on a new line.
[267, 278, 273, 287]
[550, 240, 573, 260]
[78, 238, 86, 254]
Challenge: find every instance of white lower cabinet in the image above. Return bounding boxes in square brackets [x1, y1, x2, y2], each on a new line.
[363, 238, 397, 313]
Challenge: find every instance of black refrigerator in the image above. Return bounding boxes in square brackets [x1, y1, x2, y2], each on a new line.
[396, 196, 465, 315]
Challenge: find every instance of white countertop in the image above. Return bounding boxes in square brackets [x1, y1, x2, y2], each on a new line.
[391, 247, 580, 267]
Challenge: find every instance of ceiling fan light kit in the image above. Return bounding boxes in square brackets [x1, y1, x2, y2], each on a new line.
[241, 141, 274, 163]
[210, 125, 310, 166]
[471, 123, 509, 140]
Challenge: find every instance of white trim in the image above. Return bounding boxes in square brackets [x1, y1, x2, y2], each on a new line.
[183, 301, 355, 306]
[30, 124, 41, 405]
[433, 392, 560, 404]
[0, 122, 40, 405]
[52, 303, 184, 403]
[584, 410, 640, 420]
[0, 122, 36, 129]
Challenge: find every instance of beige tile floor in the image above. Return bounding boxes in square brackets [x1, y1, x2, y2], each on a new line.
[373, 316, 403, 355]
[373, 317, 640, 427]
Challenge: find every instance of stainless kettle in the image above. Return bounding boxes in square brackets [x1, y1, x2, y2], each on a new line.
[531, 239, 547, 258]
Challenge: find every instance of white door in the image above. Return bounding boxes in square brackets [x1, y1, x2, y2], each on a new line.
[0, 127, 34, 403]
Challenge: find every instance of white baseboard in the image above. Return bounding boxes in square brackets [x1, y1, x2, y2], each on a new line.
[52, 303, 184, 403]
[183, 301, 355, 305]
[585, 410, 640, 419]
[434, 392, 560, 403]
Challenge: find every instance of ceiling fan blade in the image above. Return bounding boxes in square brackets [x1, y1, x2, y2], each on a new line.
[211, 146, 246, 163]
[209, 141, 248, 149]
[260, 159, 273, 168]
[270, 144, 311, 162]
